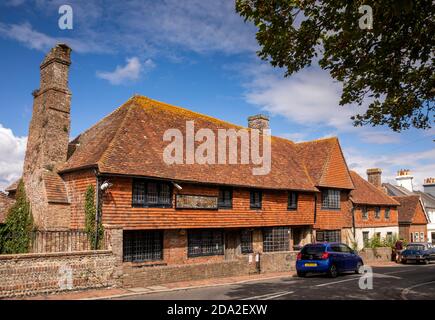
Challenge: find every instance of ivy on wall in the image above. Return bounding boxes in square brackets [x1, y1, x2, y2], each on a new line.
[0, 180, 34, 254]
[84, 185, 104, 249]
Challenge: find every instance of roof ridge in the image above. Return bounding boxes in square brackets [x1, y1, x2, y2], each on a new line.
[350, 171, 398, 205]
[97, 100, 135, 171]
[296, 136, 338, 145]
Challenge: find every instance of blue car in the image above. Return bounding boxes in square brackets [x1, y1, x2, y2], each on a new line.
[296, 243, 364, 278]
[401, 242, 435, 264]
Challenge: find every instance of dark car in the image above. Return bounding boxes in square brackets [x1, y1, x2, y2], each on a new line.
[401, 243, 435, 264]
[296, 243, 364, 278]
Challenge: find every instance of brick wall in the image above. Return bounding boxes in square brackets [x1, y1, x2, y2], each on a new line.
[0, 250, 121, 298]
[354, 206, 399, 227]
[314, 190, 352, 230]
[359, 247, 392, 263]
[260, 251, 297, 273]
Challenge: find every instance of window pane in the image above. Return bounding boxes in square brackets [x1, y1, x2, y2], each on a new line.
[288, 192, 297, 209]
[159, 183, 171, 204]
[241, 230, 253, 254]
[218, 188, 232, 208]
[322, 189, 340, 209]
[250, 191, 262, 208]
[316, 230, 341, 243]
[147, 182, 158, 204]
[188, 230, 224, 257]
[263, 227, 289, 252]
[123, 230, 163, 262]
[132, 182, 146, 206]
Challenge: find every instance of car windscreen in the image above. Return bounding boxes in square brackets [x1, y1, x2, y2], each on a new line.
[301, 246, 325, 255]
[406, 245, 425, 251]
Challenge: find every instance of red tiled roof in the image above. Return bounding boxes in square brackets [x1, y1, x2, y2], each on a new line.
[296, 138, 354, 189]
[349, 171, 399, 206]
[393, 195, 428, 224]
[43, 172, 69, 203]
[59, 96, 318, 191]
[0, 192, 14, 224]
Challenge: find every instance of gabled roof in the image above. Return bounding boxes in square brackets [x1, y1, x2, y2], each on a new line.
[59, 95, 317, 191]
[0, 192, 14, 224]
[393, 195, 429, 224]
[349, 171, 399, 206]
[296, 137, 354, 189]
[384, 183, 435, 209]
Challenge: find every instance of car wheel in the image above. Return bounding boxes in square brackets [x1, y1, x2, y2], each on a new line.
[328, 264, 338, 278]
[424, 259, 429, 265]
[402, 259, 407, 264]
[355, 262, 363, 274]
[297, 271, 306, 278]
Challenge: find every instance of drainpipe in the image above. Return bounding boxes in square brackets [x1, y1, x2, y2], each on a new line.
[351, 205, 356, 239]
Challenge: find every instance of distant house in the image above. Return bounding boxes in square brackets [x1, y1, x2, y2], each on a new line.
[384, 170, 435, 244]
[348, 169, 400, 249]
[393, 195, 429, 243]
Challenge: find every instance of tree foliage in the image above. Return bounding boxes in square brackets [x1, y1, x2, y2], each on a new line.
[236, 0, 434, 131]
[0, 180, 34, 254]
[84, 185, 104, 249]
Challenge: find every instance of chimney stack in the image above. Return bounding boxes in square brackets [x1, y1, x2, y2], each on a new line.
[248, 114, 269, 133]
[396, 169, 414, 192]
[367, 168, 382, 188]
[423, 178, 435, 197]
[22, 43, 72, 229]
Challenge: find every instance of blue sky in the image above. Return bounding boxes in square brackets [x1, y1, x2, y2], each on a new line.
[0, 0, 433, 190]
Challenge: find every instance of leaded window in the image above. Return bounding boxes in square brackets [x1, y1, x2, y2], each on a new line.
[321, 189, 340, 209]
[132, 179, 172, 208]
[374, 207, 381, 219]
[263, 227, 290, 252]
[218, 188, 233, 209]
[316, 230, 341, 243]
[288, 191, 298, 210]
[188, 229, 224, 257]
[362, 206, 368, 220]
[240, 230, 253, 254]
[385, 208, 390, 219]
[250, 190, 262, 209]
[123, 230, 163, 262]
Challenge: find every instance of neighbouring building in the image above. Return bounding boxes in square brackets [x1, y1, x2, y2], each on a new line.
[348, 169, 399, 249]
[384, 171, 435, 244]
[393, 195, 429, 243]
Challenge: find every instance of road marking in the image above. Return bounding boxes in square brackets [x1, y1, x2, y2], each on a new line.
[315, 276, 360, 287]
[385, 269, 417, 275]
[241, 291, 294, 300]
[401, 280, 435, 300]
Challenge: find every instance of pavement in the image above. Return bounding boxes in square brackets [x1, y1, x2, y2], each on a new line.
[18, 261, 435, 300]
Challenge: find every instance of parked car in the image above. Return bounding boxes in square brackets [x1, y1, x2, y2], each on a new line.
[296, 243, 364, 278]
[401, 243, 435, 265]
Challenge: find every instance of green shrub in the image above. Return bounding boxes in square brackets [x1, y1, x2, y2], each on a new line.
[0, 180, 34, 254]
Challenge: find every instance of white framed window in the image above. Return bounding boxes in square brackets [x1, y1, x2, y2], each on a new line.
[415, 232, 419, 242]
[420, 232, 424, 241]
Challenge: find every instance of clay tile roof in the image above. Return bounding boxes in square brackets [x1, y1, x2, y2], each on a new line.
[59, 96, 318, 191]
[393, 195, 424, 223]
[296, 138, 354, 189]
[5, 179, 20, 192]
[43, 171, 69, 203]
[349, 171, 399, 206]
[0, 192, 14, 224]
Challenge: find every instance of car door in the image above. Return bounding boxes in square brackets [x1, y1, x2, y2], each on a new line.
[329, 245, 344, 271]
[339, 244, 356, 271]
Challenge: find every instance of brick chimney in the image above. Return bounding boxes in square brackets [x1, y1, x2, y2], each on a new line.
[23, 43, 72, 228]
[423, 178, 435, 197]
[367, 168, 382, 188]
[396, 169, 414, 192]
[248, 114, 269, 133]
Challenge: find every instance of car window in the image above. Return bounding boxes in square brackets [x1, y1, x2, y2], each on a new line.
[330, 245, 341, 253]
[301, 246, 325, 255]
[406, 245, 425, 251]
[339, 244, 352, 253]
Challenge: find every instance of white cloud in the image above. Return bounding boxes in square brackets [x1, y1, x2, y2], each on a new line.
[345, 148, 435, 190]
[358, 131, 401, 144]
[0, 124, 26, 191]
[96, 57, 155, 85]
[0, 22, 105, 53]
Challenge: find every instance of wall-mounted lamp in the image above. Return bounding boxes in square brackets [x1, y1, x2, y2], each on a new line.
[172, 182, 182, 190]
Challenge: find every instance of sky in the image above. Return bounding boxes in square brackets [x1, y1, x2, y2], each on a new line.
[0, 0, 433, 191]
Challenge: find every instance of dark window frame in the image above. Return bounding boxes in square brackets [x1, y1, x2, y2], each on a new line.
[321, 189, 341, 210]
[187, 229, 224, 258]
[362, 206, 368, 220]
[250, 190, 262, 209]
[287, 191, 298, 210]
[263, 227, 290, 252]
[374, 206, 381, 219]
[123, 230, 163, 263]
[385, 207, 391, 219]
[240, 230, 253, 254]
[316, 230, 341, 243]
[132, 179, 173, 208]
[218, 188, 233, 209]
